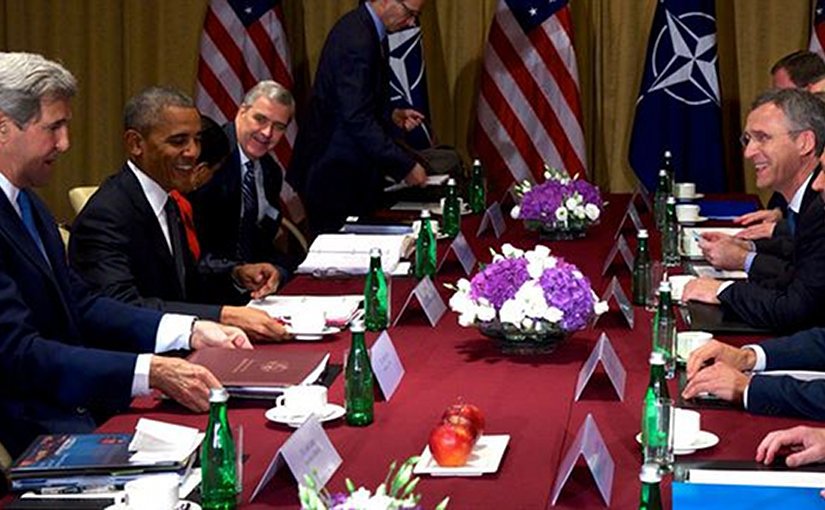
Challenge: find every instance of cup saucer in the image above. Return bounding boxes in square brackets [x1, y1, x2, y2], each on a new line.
[104, 501, 201, 510]
[265, 403, 345, 427]
[634, 430, 719, 455]
[678, 216, 707, 224]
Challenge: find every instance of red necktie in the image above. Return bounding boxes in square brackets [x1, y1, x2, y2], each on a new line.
[169, 191, 201, 261]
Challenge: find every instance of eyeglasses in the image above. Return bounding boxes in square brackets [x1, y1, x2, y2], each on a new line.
[739, 129, 805, 147]
[394, 0, 421, 20]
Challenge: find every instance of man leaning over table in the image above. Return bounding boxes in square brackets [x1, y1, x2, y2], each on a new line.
[682, 88, 825, 332]
[682, 334, 825, 421]
[69, 86, 290, 342]
[0, 52, 251, 458]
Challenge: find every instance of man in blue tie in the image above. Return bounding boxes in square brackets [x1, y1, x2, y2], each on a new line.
[0, 52, 251, 458]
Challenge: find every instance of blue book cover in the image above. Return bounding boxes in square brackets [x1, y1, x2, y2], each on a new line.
[697, 200, 759, 220]
[673, 481, 823, 509]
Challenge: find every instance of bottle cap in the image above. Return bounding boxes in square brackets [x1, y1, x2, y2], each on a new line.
[649, 351, 666, 365]
[639, 463, 662, 483]
[447, 177, 456, 186]
[638, 229, 649, 238]
[420, 209, 432, 219]
[209, 387, 229, 403]
[473, 158, 481, 166]
[350, 320, 366, 333]
[664, 150, 672, 158]
[369, 247, 382, 258]
[666, 196, 676, 204]
[658, 169, 667, 176]
[658, 281, 671, 292]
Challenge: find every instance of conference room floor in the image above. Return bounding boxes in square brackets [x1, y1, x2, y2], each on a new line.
[91, 194, 823, 509]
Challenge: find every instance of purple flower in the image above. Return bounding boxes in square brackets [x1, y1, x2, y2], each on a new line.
[517, 179, 602, 222]
[539, 258, 596, 331]
[469, 257, 529, 309]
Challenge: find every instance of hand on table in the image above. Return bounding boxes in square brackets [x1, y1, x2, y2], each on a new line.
[736, 222, 776, 240]
[756, 426, 825, 473]
[190, 320, 252, 350]
[681, 360, 750, 404]
[685, 339, 756, 379]
[148, 356, 221, 412]
[220, 306, 291, 342]
[734, 208, 782, 226]
[233, 262, 281, 299]
[698, 236, 750, 270]
[680, 277, 723, 304]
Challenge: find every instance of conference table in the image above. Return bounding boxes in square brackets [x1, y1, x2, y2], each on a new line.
[95, 194, 823, 509]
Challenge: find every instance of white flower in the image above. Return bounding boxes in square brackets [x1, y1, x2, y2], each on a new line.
[543, 306, 564, 323]
[566, 197, 579, 211]
[456, 278, 471, 292]
[514, 281, 547, 318]
[574, 205, 586, 219]
[510, 204, 521, 219]
[594, 300, 609, 315]
[501, 243, 523, 259]
[572, 270, 583, 279]
[476, 303, 496, 322]
[448, 292, 475, 316]
[521, 317, 534, 330]
[499, 298, 526, 325]
[584, 203, 600, 221]
[458, 312, 476, 327]
[533, 245, 551, 258]
[555, 207, 568, 221]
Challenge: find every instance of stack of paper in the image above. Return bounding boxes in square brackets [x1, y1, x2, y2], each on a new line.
[249, 294, 363, 327]
[296, 234, 414, 276]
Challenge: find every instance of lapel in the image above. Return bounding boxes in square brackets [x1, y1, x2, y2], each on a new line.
[800, 163, 822, 215]
[0, 190, 53, 279]
[118, 166, 186, 295]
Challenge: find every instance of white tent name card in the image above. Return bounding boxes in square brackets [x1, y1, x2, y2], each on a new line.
[550, 413, 614, 507]
[632, 182, 653, 212]
[601, 234, 634, 276]
[614, 202, 644, 239]
[392, 276, 447, 327]
[476, 202, 507, 238]
[437, 232, 477, 275]
[593, 276, 634, 329]
[370, 331, 405, 400]
[574, 332, 627, 402]
[250, 416, 342, 502]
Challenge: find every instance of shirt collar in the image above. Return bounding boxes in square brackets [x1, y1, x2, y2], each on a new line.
[127, 160, 169, 217]
[0, 171, 21, 215]
[364, 1, 387, 43]
[788, 170, 815, 214]
[238, 143, 253, 171]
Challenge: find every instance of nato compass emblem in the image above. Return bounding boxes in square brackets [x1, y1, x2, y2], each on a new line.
[640, 7, 720, 107]
[388, 27, 425, 106]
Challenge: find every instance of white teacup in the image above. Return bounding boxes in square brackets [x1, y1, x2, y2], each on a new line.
[676, 204, 700, 222]
[275, 385, 328, 416]
[122, 474, 180, 510]
[290, 311, 327, 333]
[677, 331, 713, 360]
[674, 182, 696, 199]
[668, 275, 695, 302]
[673, 408, 701, 449]
[681, 229, 701, 256]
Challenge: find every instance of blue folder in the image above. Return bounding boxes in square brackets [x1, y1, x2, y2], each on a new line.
[697, 200, 759, 220]
[673, 482, 823, 509]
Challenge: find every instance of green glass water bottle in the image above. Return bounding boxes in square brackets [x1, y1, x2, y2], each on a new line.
[201, 388, 238, 510]
[653, 169, 669, 230]
[652, 281, 676, 378]
[638, 463, 663, 510]
[468, 159, 486, 214]
[662, 196, 679, 267]
[632, 229, 651, 306]
[364, 248, 388, 331]
[415, 209, 437, 279]
[645, 351, 670, 401]
[345, 321, 374, 426]
[442, 178, 461, 238]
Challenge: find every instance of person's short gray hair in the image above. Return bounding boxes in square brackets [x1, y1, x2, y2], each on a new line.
[752, 88, 825, 157]
[124, 86, 194, 135]
[0, 52, 77, 128]
[241, 80, 294, 112]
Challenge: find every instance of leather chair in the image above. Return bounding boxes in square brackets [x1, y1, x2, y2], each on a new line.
[68, 185, 98, 214]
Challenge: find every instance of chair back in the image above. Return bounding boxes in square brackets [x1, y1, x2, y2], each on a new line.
[68, 186, 98, 214]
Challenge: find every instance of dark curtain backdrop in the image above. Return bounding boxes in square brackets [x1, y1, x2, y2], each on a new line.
[0, 0, 813, 222]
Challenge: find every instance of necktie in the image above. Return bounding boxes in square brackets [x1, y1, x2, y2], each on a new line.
[17, 190, 49, 263]
[169, 191, 200, 261]
[238, 161, 258, 260]
[164, 197, 187, 293]
[787, 209, 797, 236]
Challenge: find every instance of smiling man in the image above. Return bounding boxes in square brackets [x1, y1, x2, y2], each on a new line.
[288, 0, 429, 235]
[189, 80, 297, 286]
[69, 86, 289, 342]
[683, 88, 825, 332]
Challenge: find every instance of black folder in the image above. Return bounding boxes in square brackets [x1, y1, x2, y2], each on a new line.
[684, 302, 771, 335]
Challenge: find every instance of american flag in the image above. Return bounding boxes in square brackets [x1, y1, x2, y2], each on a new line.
[810, 0, 825, 58]
[473, 0, 586, 197]
[195, 0, 304, 221]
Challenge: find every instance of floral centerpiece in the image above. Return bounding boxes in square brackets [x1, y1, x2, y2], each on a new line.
[448, 244, 607, 354]
[299, 457, 449, 510]
[510, 165, 604, 240]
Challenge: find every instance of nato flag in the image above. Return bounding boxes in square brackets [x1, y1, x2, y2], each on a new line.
[629, 0, 725, 193]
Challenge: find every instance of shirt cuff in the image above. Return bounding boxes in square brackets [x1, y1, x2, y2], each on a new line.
[743, 380, 750, 409]
[155, 313, 197, 353]
[131, 353, 153, 396]
[716, 280, 735, 296]
[744, 252, 757, 273]
[743, 344, 767, 371]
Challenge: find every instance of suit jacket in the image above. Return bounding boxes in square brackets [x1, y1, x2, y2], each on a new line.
[189, 124, 293, 282]
[719, 168, 825, 332]
[69, 166, 226, 319]
[0, 188, 160, 457]
[747, 328, 825, 420]
[288, 3, 416, 234]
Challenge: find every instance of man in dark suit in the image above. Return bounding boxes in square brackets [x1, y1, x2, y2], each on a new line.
[0, 52, 250, 457]
[70, 87, 289, 342]
[682, 333, 825, 421]
[190, 81, 297, 282]
[288, 0, 428, 235]
[683, 89, 825, 332]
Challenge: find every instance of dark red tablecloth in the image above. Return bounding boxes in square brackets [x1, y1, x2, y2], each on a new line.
[34, 194, 823, 510]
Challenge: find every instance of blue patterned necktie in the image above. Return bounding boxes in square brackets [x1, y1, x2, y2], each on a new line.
[239, 160, 258, 260]
[17, 190, 49, 262]
[787, 209, 797, 236]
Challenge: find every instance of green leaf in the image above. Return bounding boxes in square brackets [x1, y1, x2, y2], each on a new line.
[345, 477, 356, 493]
[435, 496, 451, 510]
[400, 476, 420, 498]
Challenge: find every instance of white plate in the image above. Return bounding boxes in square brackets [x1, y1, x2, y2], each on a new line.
[678, 216, 707, 224]
[413, 434, 510, 476]
[677, 193, 705, 201]
[265, 403, 345, 427]
[430, 203, 472, 216]
[105, 502, 200, 510]
[635, 430, 719, 455]
[287, 325, 341, 341]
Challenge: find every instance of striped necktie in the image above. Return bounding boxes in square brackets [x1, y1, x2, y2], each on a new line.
[239, 160, 258, 260]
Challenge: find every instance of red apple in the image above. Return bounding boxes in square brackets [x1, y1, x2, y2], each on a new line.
[428, 423, 474, 467]
[442, 402, 485, 440]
